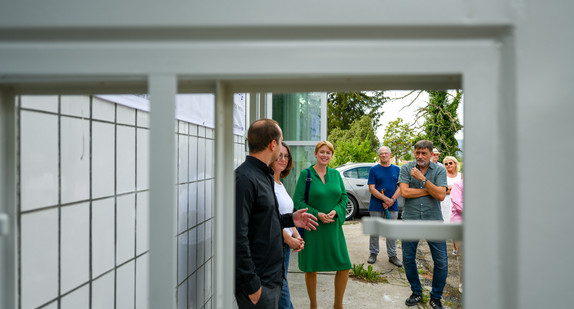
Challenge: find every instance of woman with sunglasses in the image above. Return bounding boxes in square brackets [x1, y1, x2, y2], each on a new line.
[441, 156, 463, 224]
[271, 142, 304, 309]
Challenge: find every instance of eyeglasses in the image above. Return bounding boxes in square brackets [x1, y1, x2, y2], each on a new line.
[445, 162, 455, 165]
[278, 154, 290, 160]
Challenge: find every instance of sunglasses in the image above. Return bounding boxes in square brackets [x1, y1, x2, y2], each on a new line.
[445, 162, 455, 165]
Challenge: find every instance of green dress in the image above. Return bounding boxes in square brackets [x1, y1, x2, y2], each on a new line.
[293, 165, 352, 272]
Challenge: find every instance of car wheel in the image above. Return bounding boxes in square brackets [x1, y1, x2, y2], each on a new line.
[345, 195, 359, 220]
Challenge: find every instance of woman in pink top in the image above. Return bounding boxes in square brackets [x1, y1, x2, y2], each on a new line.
[450, 179, 464, 293]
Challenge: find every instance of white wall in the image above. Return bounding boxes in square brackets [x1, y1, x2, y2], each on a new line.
[17, 95, 230, 309]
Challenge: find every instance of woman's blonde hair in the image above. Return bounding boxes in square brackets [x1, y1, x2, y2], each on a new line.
[443, 156, 459, 171]
[315, 141, 335, 154]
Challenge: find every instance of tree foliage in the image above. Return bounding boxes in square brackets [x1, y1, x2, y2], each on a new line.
[381, 118, 418, 162]
[327, 91, 387, 132]
[419, 90, 463, 160]
[329, 115, 379, 167]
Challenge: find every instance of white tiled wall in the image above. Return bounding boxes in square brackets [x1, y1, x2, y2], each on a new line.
[176, 120, 218, 309]
[18, 95, 241, 309]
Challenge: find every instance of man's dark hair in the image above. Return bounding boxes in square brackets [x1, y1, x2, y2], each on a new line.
[414, 140, 433, 153]
[247, 119, 281, 153]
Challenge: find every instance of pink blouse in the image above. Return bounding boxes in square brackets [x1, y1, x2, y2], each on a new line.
[450, 179, 464, 223]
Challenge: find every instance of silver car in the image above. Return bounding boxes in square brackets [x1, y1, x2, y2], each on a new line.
[336, 162, 403, 220]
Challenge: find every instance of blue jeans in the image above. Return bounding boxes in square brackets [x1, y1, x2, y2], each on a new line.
[278, 244, 294, 309]
[402, 240, 448, 300]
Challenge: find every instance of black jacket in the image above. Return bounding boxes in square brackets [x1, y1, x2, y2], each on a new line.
[235, 156, 295, 295]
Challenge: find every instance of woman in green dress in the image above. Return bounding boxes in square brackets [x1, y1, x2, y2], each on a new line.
[293, 141, 351, 309]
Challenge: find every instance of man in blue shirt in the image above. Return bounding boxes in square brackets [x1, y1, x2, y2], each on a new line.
[398, 140, 448, 309]
[367, 146, 402, 267]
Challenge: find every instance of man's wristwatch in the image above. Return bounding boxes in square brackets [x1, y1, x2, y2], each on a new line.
[422, 178, 428, 186]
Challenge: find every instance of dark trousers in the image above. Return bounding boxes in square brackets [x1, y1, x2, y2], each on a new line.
[235, 284, 281, 309]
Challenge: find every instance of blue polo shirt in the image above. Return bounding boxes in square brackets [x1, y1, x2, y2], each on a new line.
[367, 164, 400, 212]
[398, 161, 447, 220]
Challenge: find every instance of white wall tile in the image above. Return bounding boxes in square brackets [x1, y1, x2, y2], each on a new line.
[179, 121, 189, 135]
[61, 202, 90, 293]
[205, 128, 213, 139]
[187, 273, 197, 309]
[117, 194, 136, 264]
[61, 117, 90, 204]
[197, 223, 205, 266]
[197, 181, 205, 223]
[41, 302, 58, 309]
[136, 191, 150, 255]
[189, 136, 198, 182]
[92, 271, 115, 309]
[117, 125, 136, 194]
[178, 135, 189, 183]
[198, 126, 206, 138]
[20, 95, 59, 113]
[188, 228, 197, 277]
[116, 261, 135, 309]
[137, 110, 150, 128]
[205, 259, 212, 302]
[60, 95, 90, 118]
[92, 122, 115, 199]
[197, 137, 206, 180]
[205, 180, 213, 220]
[61, 285, 89, 309]
[92, 198, 115, 277]
[196, 265, 205, 308]
[178, 233, 188, 284]
[189, 124, 197, 136]
[20, 111, 58, 211]
[21, 209, 58, 309]
[205, 220, 212, 261]
[136, 254, 150, 309]
[117, 104, 136, 126]
[205, 138, 213, 179]
[178, 281, 188, 309]
[188, 182, 197, 228]
[178, 184, 188, 233]
[136, 128, 149, 191]
[92, 97, 115, 122]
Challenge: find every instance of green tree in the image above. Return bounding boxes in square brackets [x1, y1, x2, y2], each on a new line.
[420, 90, 463, 160]
[381, 118, 417, 163]
[329, 115, 379, 167]
[327, 91, 387, 132]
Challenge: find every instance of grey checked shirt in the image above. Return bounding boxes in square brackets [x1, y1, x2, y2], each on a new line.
[398, 161, 448, 221]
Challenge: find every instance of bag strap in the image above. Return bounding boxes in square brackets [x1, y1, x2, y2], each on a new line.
[304, 168, 311, 204]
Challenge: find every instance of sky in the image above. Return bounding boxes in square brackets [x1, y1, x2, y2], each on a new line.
[376, 90, 464, 142]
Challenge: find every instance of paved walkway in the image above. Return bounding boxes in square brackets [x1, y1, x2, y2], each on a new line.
[286, 220, 462, 308]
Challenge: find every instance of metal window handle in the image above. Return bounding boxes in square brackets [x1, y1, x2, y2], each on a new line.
[0, 213, 8, 236]
[362, 217, 462, 241]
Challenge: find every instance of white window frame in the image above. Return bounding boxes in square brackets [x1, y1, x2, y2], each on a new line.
[1, 34, 511, 309]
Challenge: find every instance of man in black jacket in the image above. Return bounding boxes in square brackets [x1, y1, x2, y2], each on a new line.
[235, 119, 318, 308]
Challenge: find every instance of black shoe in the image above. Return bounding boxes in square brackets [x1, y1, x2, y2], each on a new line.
[388, 256, 403, 267]
[405, 293, 422, 306]
[367, 253, 377, 264]
[429, 298, 444, 309]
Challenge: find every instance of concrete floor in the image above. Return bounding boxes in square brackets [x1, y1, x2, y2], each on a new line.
[286, 220, 462, 309]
